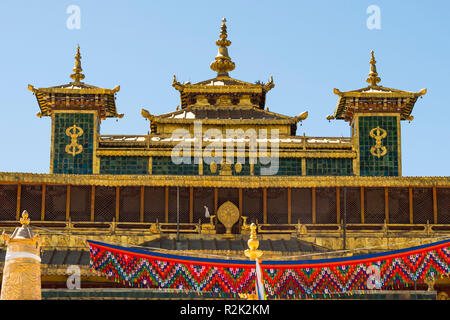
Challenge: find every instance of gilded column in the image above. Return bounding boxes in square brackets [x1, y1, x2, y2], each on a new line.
[165, 187, 169, 223]
[148, 157, 153, 175]
[301, 158, 306, 176]
[409, 187, 413, 224]
[189, 187, 194, 223]
[384, 187, 389, 224]
[360, 186, 365, 224]
[312, 187, 316, 224]
[238, 188, 243, 217]
[41, 184, 46, 221]
[1, 211, 41, 300]
[116, 187, 120, 222]
[432, 187, 438, 224]
[263, 188, 267, 224]
[15, 184, 21, 221]
[336, 187, 341, 224]
[287, 188, 292, 224]
[66, 185, 71, 221]
[90, 186, 95, 222]
[140, 186, 145, 223]
[214, 188, 218, 214]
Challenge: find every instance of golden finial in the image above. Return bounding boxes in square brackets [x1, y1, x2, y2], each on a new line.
[70, 46, 85, 84]
[244, 223, 263, 260]
[366, 50, 381, 86]
[20, 210, 30, 226]
[210, 18, 235, 77]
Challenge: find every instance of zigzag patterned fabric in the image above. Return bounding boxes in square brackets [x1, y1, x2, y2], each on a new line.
[88, 239, 450, 298]
[88, 240, 255, 295]
[261, 239, 450, 298]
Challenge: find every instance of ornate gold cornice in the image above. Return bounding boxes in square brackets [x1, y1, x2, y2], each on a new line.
[333, 88, 426, 98]
[0, 172, 448, 188]
[151, 118, 298, 125]
[141, 107, 300, 125]
[28, 85, 120, 95]
[182, 86, 262, 93]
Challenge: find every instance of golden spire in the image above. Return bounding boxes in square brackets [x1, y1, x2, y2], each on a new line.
[70, 46, 85, 84]
[210, 18, 235, 77]
[244, 223, 263, 260]
[366, 50, 381, 86]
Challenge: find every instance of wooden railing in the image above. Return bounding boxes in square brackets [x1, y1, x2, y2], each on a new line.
[0, 220, 448, 236]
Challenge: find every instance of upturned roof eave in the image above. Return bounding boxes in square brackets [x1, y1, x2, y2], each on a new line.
[331, 86, 426, 120]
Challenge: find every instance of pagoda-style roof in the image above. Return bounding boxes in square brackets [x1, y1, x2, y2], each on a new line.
[329, 51, 426, 122]
[172, 19, 275, 110]
[172, 75, 274, 109]
[28, 46, 122, 119]
[141, 19, 308, 135]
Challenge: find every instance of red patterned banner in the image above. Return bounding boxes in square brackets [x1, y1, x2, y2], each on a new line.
[262, 239, 450, 298]
[88, 240, 255, 296]
[88, 239, 450, 298]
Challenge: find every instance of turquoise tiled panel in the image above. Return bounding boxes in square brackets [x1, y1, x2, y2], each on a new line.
[152, 157, 198, 175]
[306, 158, 353, 176]
[358, 116, 399, 176]
[53, 113, 94, 174]
[100, 156, 148, 174]
[256, 158, 302, 176]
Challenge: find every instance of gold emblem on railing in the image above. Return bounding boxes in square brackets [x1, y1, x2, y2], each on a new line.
[65, 125, 84, 156]
[369, 126, 387, 158]
[217, 201, 240, 238]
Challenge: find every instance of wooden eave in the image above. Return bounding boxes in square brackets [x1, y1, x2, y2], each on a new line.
[28, 84, 121, 118]
[173, 76, 274, 108]
[332, 86, 426, 120]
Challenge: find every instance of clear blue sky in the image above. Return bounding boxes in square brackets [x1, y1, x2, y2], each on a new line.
[0, 0, 448, 176]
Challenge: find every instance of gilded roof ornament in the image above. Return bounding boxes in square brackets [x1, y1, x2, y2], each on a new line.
[70, 46, 86, 84]
[295, 111, 308, 122]
[172, 75, 183, 91]
[366, 50, 381, 86]
[3, 210, 36, 242]
[141, 108, 156, 121]
[210, 18, 235, 77]
[20, 210, 30, 226]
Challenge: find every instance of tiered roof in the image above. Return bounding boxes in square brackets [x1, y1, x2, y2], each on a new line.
[329, 51, 426, 122]
[170, 18, 275, 110]
[142, 18, 307, 134]
[28, 46, 122, 119]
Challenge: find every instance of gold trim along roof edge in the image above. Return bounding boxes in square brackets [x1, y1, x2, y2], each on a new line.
[28, 84, 120, 95]
[333, 87, 426, 98]
[0, 172, 448, 188]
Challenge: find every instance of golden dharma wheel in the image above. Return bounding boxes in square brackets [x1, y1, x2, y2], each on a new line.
[216, 201, 240, 238]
